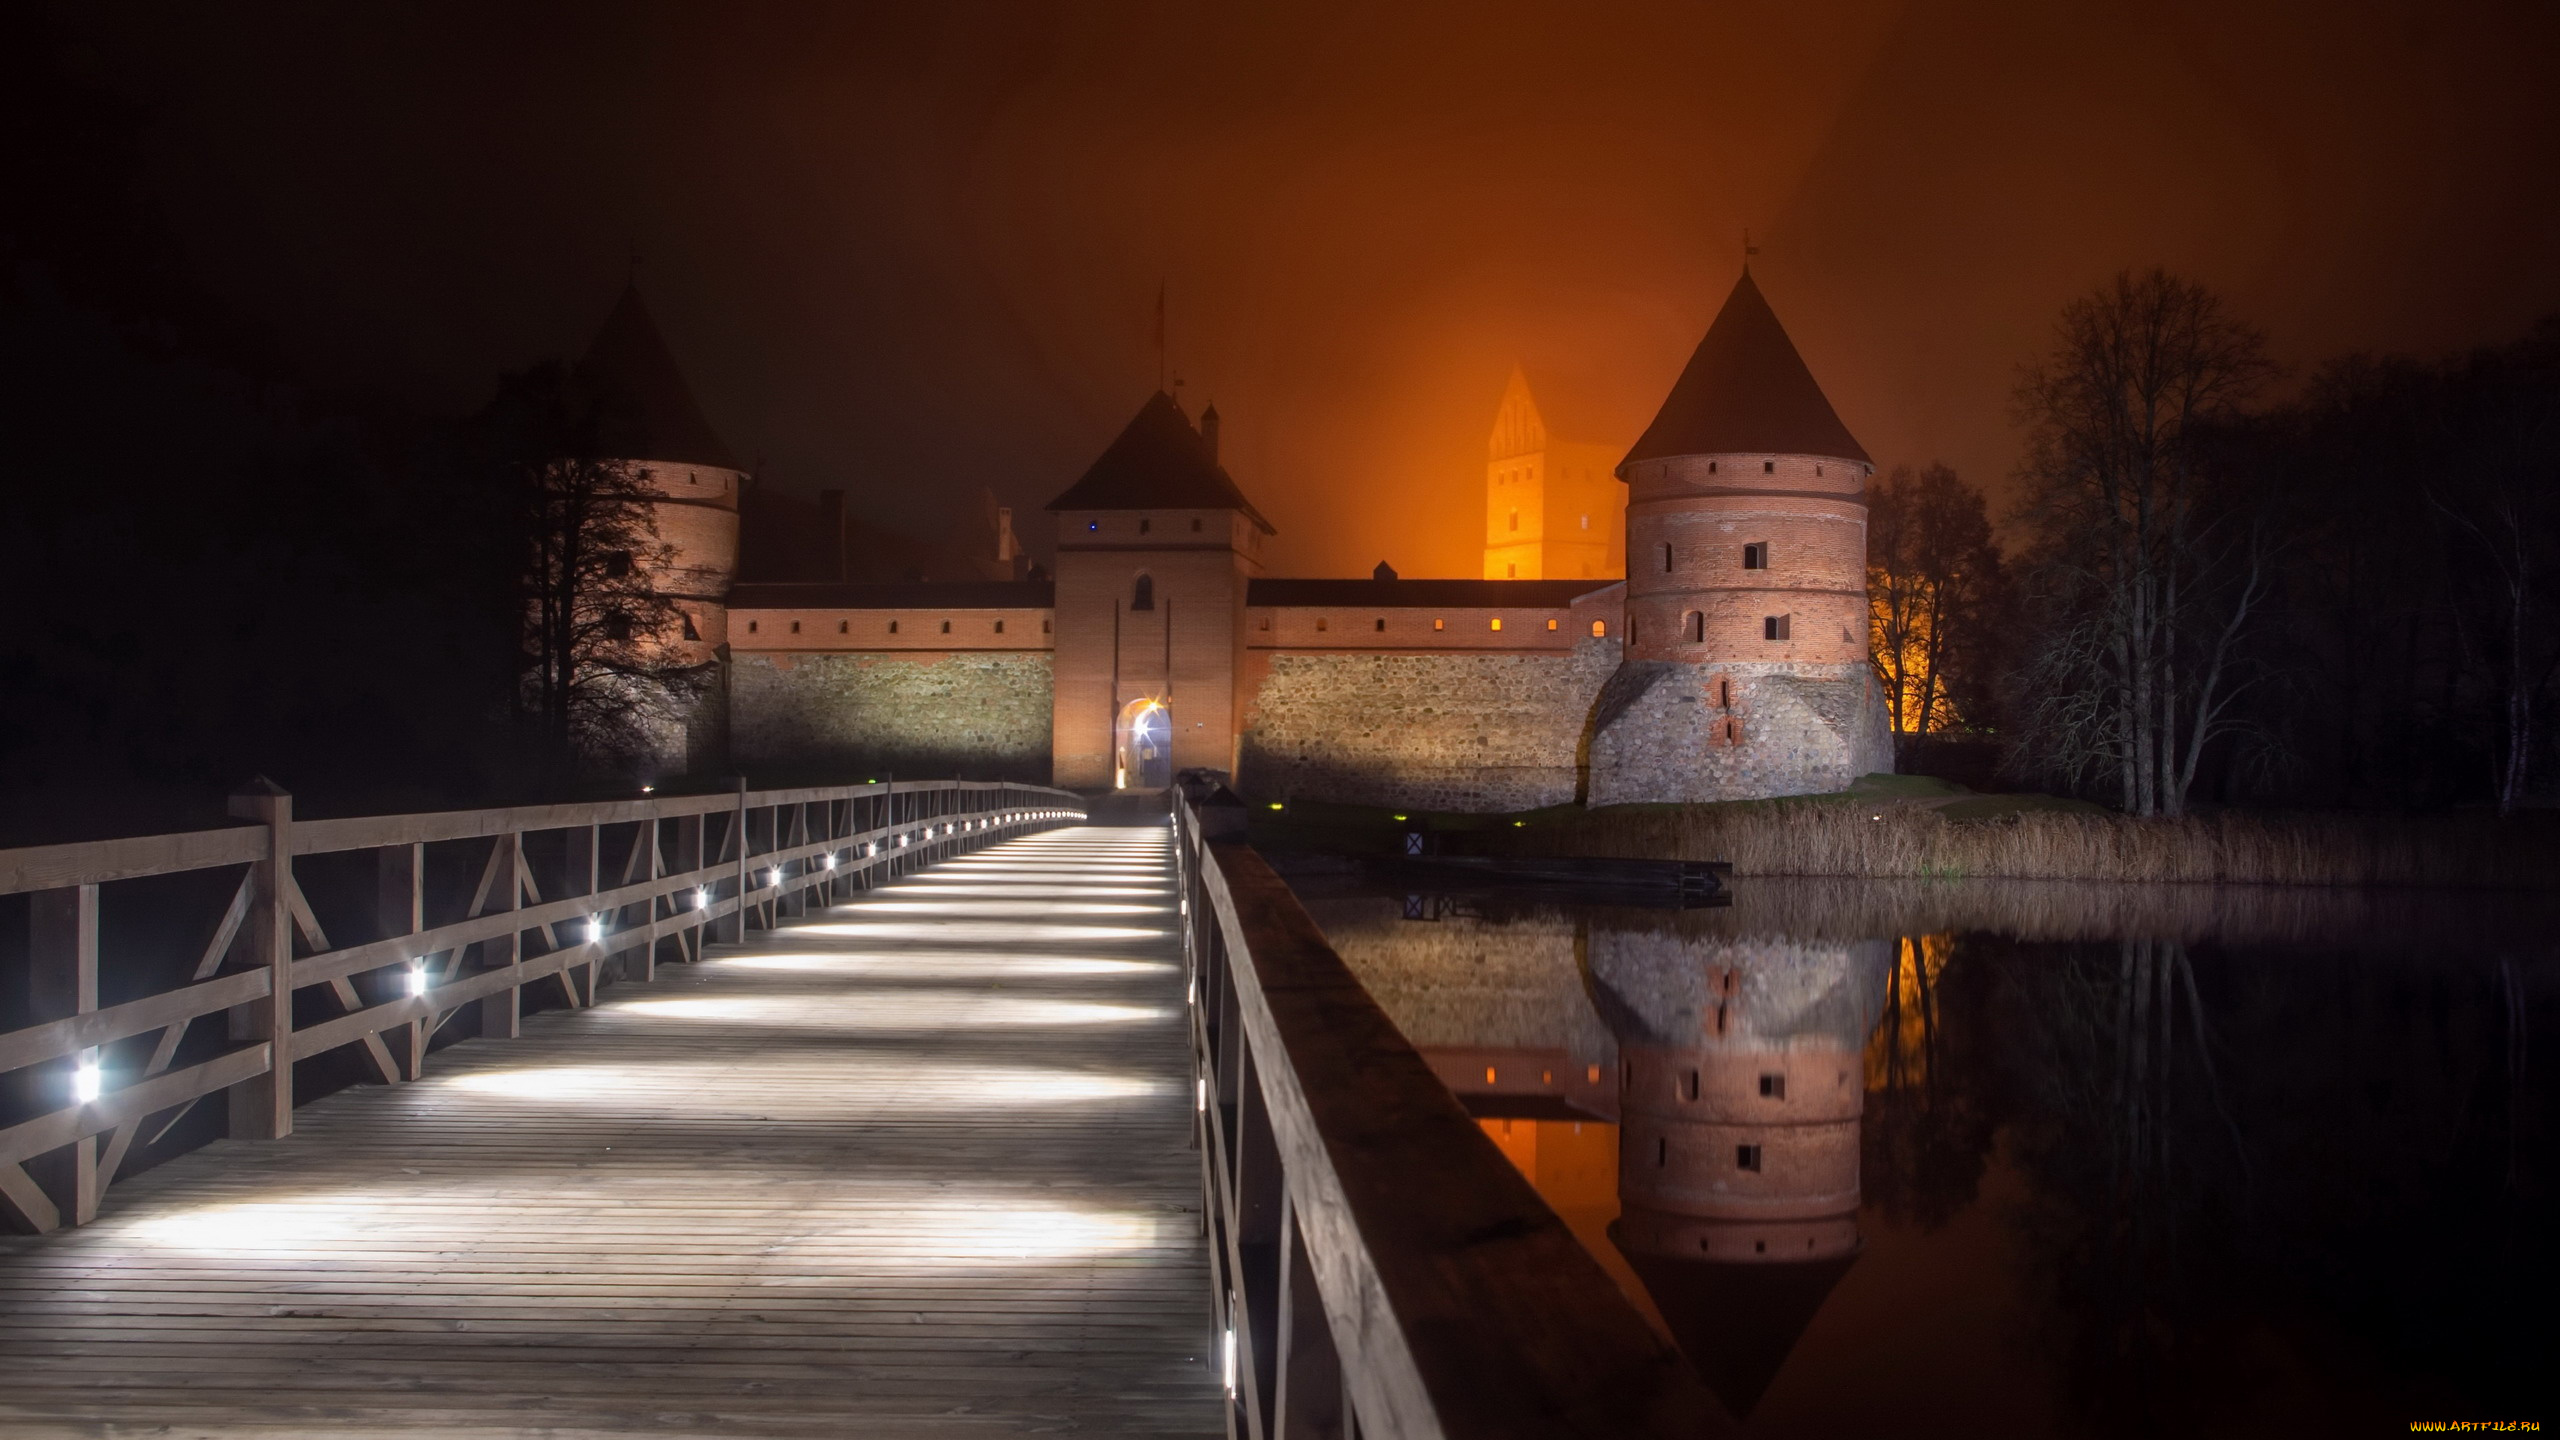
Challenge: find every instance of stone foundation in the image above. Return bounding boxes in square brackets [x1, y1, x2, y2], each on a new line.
[1585, 660, 1890, 805]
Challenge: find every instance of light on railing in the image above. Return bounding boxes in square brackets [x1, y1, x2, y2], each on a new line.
[693, 886, 709, 910]
[764, 868, 781, 886]
[585, 914, 605, 944]
[640, 784, 654, 794]
[822, 853, 837, 869]
[72, 1052, 102, 1105]
[1222, 1326, 1237, 1395]
[1195, 1077, 1206, 1113]
[407, 962, 429, 997]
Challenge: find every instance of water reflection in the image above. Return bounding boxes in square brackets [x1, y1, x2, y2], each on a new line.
[1293, 873, 2556, 1435]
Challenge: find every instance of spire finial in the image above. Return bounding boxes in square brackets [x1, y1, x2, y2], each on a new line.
[1744, 228, 1760, 265]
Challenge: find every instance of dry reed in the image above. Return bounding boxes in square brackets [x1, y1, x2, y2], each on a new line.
[1532, 803, 2560, 890]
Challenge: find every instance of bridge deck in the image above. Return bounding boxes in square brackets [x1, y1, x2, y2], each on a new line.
[0, 826, 1219, 1438]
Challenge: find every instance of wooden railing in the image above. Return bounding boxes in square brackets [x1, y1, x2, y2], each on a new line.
[1174, 781, 1730, 1440]
[0, 778, 1083, 1234]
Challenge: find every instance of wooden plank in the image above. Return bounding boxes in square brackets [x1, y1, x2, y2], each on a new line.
[0, 829, 264, 898]
[0, 971, 268, 1076]
[0, 820, 1198, 1435]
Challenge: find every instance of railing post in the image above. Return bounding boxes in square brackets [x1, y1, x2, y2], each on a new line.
[567, 821, 599, 1002]
[226, 778, 295, 1141]
[478, 827, 522, 1040]
[377, 841, 425, 1078]
[26, 882, 101, 1226]
[676, 811, 706, 961]
[632, 816, 661, 983]
[723, 776, 748, 943]
[1272, 1192, 1348, 1440]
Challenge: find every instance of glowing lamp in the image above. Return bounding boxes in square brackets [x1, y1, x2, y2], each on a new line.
[764, 868, 781, 886]
[585, 914, 605, 943]
[72, 1053, 102, 1105]
[1223, 1327, 1237, 1395]
[822, 853, 837, 869]
[1268, 802, 1283, 811]
[1195, 1077, 1205, 1113]
[693, 886, 709, 910]
[406, 963, 429, 997]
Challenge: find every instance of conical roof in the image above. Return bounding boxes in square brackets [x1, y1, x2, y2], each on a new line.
[574, 285, 740, 470]
[1044, 392, 1273, 532]
[1617, 1243, 1858, 1419]
[1622, 270, 1869, 468]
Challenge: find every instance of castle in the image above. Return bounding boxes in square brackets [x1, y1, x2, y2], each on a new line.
[579, 270, 1891, 806]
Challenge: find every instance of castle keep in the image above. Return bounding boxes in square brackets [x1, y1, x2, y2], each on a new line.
[587, 271, 1889, 806]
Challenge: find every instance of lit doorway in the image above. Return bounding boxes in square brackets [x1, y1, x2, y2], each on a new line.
[1116, 698, 1172, 790]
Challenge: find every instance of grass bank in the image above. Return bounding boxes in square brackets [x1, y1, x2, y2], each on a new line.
[1247, 777, 2560, 890]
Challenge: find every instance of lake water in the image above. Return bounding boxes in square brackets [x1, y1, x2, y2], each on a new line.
[1285, 869, 2556, 1437]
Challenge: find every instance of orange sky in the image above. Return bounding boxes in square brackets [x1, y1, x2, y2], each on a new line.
[85, 0, 2560, 575]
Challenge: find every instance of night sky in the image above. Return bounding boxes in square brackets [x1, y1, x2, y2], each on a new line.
[51, 0, 2560, 576]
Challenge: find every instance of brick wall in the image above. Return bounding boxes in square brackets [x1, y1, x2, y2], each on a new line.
[730, 650, 1053, 780]
[1236, 634, 1620, 810]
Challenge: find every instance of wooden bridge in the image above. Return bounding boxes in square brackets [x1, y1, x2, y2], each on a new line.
[0, 779, 1730, 1439]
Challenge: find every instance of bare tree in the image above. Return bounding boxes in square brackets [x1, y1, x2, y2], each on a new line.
[1868, 463, 2005, 739]
[2011, 270, 2277, 815]
[518, 453, 706, 772]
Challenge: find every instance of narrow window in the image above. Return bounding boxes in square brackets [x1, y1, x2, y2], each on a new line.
[1718, 677, 1732, 707]
[1139, 518, 1152, 534]
[1736, 1144, 1763, 1172]
[1681, 1069, 1700, 1101]
[1759, 1073, 1787, 1099]
[837, 620, 849, 634]
[888, 620, 899, 634]
[1725, 717, 1742, 744]
[1708, 460, 1718, 474]
[1545, 618, 1558, 631]
[1316, 617, 1329, 632]
[1374, 618, 1385, 632]
[1763, 460, 1775, 474]
[1655, 1137, 1669, 1167]
[1132, 575, 1155, 611]
[1660, 542, 1674, 573]
[1490, 617, 1503, 632]
[1506, 563, 1517, 578]
[682, 612, 701, 641]
[940, 620, 951, 634]
[1764, 615, 1791, 641]
[1433, 618, 1445, 632]
[1191, 518, 1203, 532]
[1590, 620, 1607, 638]
[1683, 611, 1704, 643]
[994, 619, 1005, 634]
[1742, 542, 1768, 570]
[1257, 616, 1271, 632]
[747, 620, 759, 634]
[790, 620, 801, 634]
[1815, 464, 1824, 477]
[1043, 619, 1052, 633]
[1508, 509, 1519, 532]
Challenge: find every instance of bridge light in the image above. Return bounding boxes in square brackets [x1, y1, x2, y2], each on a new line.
[585, 914, 605, 943]
[822, 853, 837, 869]
[72, 1052, 103, 1104]
[406, 962, 429, 997]
[764, 868, 781, 886]
[1222, 1326, 1237, 1395]
[693, 886, 709, 910]
[1195, 1077, 1205, 1113]
[640, 784, 654, 794]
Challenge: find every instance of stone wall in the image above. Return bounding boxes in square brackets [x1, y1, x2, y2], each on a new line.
[730, 650, 1053, 781]
[1236, 636, 1619, 810]
[1586, 660, 1891, 805]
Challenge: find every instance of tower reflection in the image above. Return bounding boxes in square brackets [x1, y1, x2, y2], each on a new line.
[1588, 929, 1890, 1416]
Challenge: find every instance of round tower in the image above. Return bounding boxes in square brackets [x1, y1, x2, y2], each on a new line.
[1589, 270, 1891, 803]
[575, 285, 746, 768]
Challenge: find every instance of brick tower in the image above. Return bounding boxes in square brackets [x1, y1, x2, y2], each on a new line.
[574, 284, 747, 770]
[1481, 366, 1625, 582]
[1588, 270, 1891, 802]
[1045, 394, 1273, 791]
